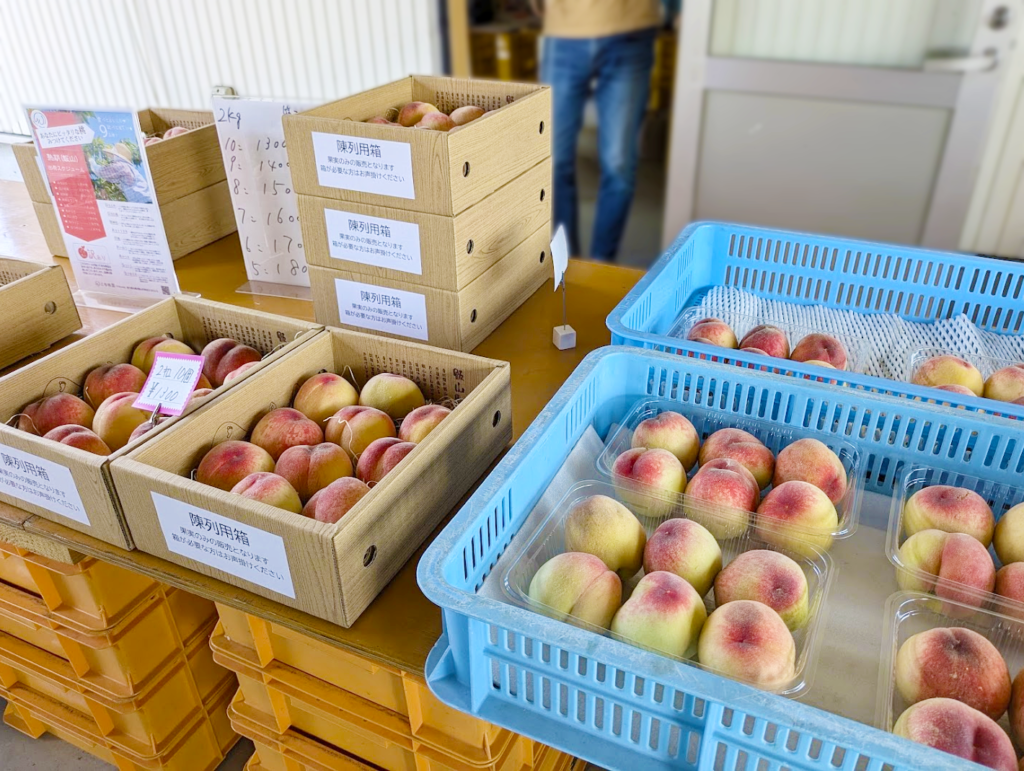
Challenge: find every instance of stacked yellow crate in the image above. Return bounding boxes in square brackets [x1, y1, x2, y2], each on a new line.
[214, 604, 579, 771]
[0, 539, 238, 769]
[285, 76, 552, 352]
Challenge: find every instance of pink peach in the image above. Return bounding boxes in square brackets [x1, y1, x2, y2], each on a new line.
[564, 495, 646, 580]
[714, 550, 809, 630]
[449, 105, 485, 126]
[772, 438, 848, 505]
[790, 333, 849, 370]
[738, 325, 790, 359]
[985, 365, 1024, 403]
[128, 419, 161, 443]
[611, 571, 707, 658]
[18, 393, 94, 436]
[697, 600, 796, 689]
[686, 318, 738, 349]
[358, 373, 425, 420]
[897, 529, 996, 608]
[611, 447, 686, 518]
[755, 481, 838, 555]
[683, 457, 760, 539]
[417, 112, 455, 131]
[162, 126, 189, 139]
[292, 373, 359, 426]
[230, 472, 302, 514]
[131, 336, 194, 374]
[196, 440, 277, 492]
[903, 485, 994, 547]
[275, 443, 354, 502]
[398, 404, 451, 443]
[643, 518, 722, 596]
[325, 405, 397, 459]
[307, 477, 371, 523]
[699, 428, 774, 489]
[1010, 669, 1024, 751]
[631, 411, 700, 470]
[397, 102, 439, 127]
[92, 392, 149, 451]
[42, 425, 110, 456]
[893, 698, 1016, 771]
[250, 407, 323, 461]
[937, 384, 978, 396]
[204, 339, 261, 387]
[83, 363, 147, 409]
[355, 437, 415, 484]
[994, 563, 1024, 608]
[528, 552, 622, 629]
[222, 361, 259, 384]
[912, 355, 984, 396]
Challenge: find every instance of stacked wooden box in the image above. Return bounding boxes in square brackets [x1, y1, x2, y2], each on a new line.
[285, 76, 552, 352]
[0, 257, 80, 371]
[13, 108, 236, 260]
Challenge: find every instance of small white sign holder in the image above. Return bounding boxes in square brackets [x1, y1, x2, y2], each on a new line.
[550, 225, 576, 350]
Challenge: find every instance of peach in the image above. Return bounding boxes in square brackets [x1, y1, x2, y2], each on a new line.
[643, 518, 722, 596]
[610, 571, 707, 658]
[564, 495, 646, 580]
[611, 447, 686, 519]
[995, 503, 1024, 565]
[772, 438, 847, 504]
[355, 437, 415, 484]
[631, 411, 700, 470]
[358, 373, 425, 420]
[194, 373, 212, 390]
[897, 529, 996, 607]
[1010, 669, 1024, 750]
[365, 116, 394, 125]
[936, 384, 977, 396]
[200, 338, 236, 383]
[714, 550, 809, 630]
[275, 443, 353, 502]
[18, 393, 94, 435]
[904, 485, 994, 547]
[131, 336, 194, 374]
[683, 458, 760, 540]
[191, 388, 214, 401]
[144, 136, 161, 146]
[528, 552, 622, 628]
[306, 477, 370, 523]
[755, 481, 838, 556]
[912, 355, 984, 397]
[83, 363, 147, 409]
[398, 404, 451, 443]
[449, 105, 485, 126]
[325, 405, 396, 459]
[222, 361, 259, 384]
[790, 333, 849, 370]
[201, 338, 262, 387]
[230, 472, 302, 514]
[685, 318, 738, 349]
[417, 112, 455, 131]
[128, 419, 160, 443]
[893, 698, 1016, 771]
[738, 325, 790, 359]
[42, 425, 110, 456]
[250, 407, 323, 461]
[995, 563, 1024, 608]
[292, 373, 359, 426]
[397, 102, 438, 127]
[699, 428, 774, 490]
[92, 392, 149, 451]
[895, 627, 1010, 720]
[162, 126, 189, 139]
[985, 365, 1024, 403]
[697, 600, 796, 688]
[196, 440, 276, 491]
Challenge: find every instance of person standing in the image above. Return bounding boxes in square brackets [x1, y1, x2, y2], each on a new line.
[533, 0, 661, 261]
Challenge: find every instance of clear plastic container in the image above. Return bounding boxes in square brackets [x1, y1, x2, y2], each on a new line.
[597, 397, 864, 541]
[669, 307, 871, 376]
[501, 479, 836, 697]
[907, 346, 1024, 408]
[875, 590, 1024, 741]
[887, 463, 1024, 616]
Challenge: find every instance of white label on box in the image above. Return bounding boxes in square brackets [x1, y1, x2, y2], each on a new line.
[312, 131, 415, 199]
[324, 209, 423, 275]
[0, 445, 89, 525]
[334, 278, 429, 341]
[152, 492, 296, 598]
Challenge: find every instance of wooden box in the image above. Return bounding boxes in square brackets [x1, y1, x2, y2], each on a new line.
[0, 298, 321, 549]
[0, 258, 80, 370]
[110, 329, 511, 626]
[284, 76, 551, 217]
[13, 108, 236, 260]
[309, 223, 551, 352]
[300, 158, 550, 291]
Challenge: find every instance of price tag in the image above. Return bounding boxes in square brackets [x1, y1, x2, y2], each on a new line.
[0, 446, 90, 525]
[334, 278, 429, 341]
[325, 209, 423, 275]
[312, 132, 415, 199]
[134, 352, 205, 416]
[551, 224, 569, 290]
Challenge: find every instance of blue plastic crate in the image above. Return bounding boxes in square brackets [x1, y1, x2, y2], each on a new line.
[418, 347, 1024, 771]
[606, 221, 1024, 420]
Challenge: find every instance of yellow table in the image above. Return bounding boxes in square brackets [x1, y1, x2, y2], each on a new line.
[0, 179, 643, 676]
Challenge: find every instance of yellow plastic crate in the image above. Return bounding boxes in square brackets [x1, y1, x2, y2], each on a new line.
[3, 676, 238, 771]
[0, 619, 232, 753]
[0, 539, 158, 630]
[216, 604, 504, 757]
[0, 583, 215, 697]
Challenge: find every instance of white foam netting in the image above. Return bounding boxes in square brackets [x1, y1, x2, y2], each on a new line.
[669, 286, 1024, 380]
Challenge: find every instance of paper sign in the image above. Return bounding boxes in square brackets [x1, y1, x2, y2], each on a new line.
[26, 107, 179, 301]
[134, 352, 205, 416]
[0, 446, 89, 525]
[334, 278, 429, 341]
[212, 96, 315, 287]
[152, 492, 295, 598]
[551, 224, 569, 290]
[325, 209, 422, 275]
[312, 131, 415, 199]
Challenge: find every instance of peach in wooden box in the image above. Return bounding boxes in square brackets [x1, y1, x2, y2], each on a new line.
[283, 76, 551, 217]
[0, 297, 320, 549]
[0, 258, 80, 371]
[110, 329, 511, 626]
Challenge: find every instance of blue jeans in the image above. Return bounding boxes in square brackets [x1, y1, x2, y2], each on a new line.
[541, 28, 656, 261]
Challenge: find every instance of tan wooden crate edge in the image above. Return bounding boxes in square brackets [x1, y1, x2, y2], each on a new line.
[12, 143, 50, 204]
[0, 260, 81, 370]
[31, 201, 67, 258]
[0, 504, 87, 564]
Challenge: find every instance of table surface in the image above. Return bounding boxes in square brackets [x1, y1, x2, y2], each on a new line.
[0, 179, 643, 676]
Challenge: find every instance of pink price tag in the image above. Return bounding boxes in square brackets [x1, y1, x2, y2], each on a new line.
[133, 352, 205, 416]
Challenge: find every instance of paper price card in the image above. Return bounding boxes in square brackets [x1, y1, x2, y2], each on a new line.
[134, 352, 205, 416]
[213, 96, 316, 287]
[0, 445, 90, 525]
[153, 492, 295, 598]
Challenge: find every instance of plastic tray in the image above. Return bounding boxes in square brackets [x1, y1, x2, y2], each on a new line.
[597, 396, 863, 540]
[607, 221, 1024, 421]
[0, 583, 215, 698]
[215, 602, 505, 755]
[0, 539, 159, 631]
[3, 675, 237, 771]
[906, 346, 1024, 409]
[417, 346, 1024, 771]
[875, 591, 1024, 743]
[502, 480, 834, 697]
[887, 463, 1024, 615]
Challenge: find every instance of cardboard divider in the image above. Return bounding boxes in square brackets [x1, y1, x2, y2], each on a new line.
[0, 257, 81, 370]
